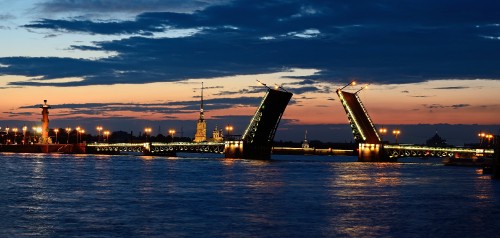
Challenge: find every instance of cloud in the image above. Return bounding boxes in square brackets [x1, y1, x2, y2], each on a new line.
[423, 103, 471, 110]
[451, 104, 470, 109]
[16, 96, 261, 118]
[0, 14, 14, 20]
[37, 0, 231, 14]
[432, 86, 470, 90]
[1, 0, 500, 88]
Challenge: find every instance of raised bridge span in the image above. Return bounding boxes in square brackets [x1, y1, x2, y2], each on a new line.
[336, 88, 495, 161]
[87, 88, 292, 159]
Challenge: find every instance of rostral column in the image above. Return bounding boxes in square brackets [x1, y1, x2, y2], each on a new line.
[40, 100, 52, 144]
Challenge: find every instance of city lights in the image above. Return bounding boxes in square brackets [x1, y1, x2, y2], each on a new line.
[392, 129, 401, 144]
[54, 128, 59, 144]
[96, 126, 103, 143]
[169, 129, 176, 142]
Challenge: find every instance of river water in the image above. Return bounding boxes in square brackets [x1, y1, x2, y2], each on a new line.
[1, 153, 499, 237]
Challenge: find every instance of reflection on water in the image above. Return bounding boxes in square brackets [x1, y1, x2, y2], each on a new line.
[1, 153, 500, 237]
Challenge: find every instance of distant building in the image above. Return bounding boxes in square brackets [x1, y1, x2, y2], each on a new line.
[302, 130, 310, 148]
[426, 131, 447, 147]
[193, 82, 207, 142]
[208, 125, 224, 142]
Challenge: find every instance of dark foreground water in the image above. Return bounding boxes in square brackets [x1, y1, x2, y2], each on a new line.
[1, 153, 500, 237]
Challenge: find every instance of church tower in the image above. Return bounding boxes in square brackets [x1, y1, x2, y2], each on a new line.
[193, 82, 207, 142]
[302, 130, 310, 148]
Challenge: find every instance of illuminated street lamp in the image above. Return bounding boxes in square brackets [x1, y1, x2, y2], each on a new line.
[76, 126, 81, 144]
[392, 129, 401, 144]
[54, 128, 59, 144]
[36, 127, 42, 141]
[81, 129, 85, 143]
[169, 129, 176, 142]
[96, 126, 103, 143]
[225, 124, 233, 140]
[12, 128, 18, 144]
[354, 84, 369, 94]
[31, 126, 36, 143]
[65, 127, 71, 144]
[339, 80, 356, 91]
[274, 83, 290, 93]
[486, 134, 494, 148]
[144, 127, 152, 142]
[256, 80, 272, 90]
[22, 126, 27, 144]
[104, 130, 110, 143]
[478, 132, 487, 147]
[379, 126, 387, 142]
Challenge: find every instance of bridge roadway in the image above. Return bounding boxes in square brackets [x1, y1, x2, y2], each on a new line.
[87, 141, 227, 155]
[360, 143, 495, 159]
[337, 90, 381, 144]
[337, 88, 496, 161]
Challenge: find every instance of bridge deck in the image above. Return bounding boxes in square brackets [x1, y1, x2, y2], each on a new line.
[337, 90, 380, 143]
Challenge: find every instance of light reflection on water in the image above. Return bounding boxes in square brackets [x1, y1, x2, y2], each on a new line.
[1, 153, 500, 237]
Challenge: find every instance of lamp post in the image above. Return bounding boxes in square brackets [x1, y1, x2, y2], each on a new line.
[66, 127, 71, 144]
[22, 126, 27, 144]
[80, 129, 85, 143]
[225, 124, 233, 140]
[144, 127, 152, 142]
[104, 130, 110, 143]
[54, 128, 59, 144]
[354, 84, 369, 94]
[339, 80, 357, 91]
[392, 129, 401, 144]
[486, 134, 494, 148]
[12, 128, 18, 144]
[36, 127, 42, 142]
[379, 127, 387, 142]
[6, 127, 9, 143]
[478, 132, 486, 147]
[31, 126, 36, 143]
[76, 126, 81, 144]
[169, 129, 176, 142]
[96, 126, 103, 143]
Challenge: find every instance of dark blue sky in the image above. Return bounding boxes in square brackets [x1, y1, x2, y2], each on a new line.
[0, 0, 499, 144]
[2, 0, 500, 86]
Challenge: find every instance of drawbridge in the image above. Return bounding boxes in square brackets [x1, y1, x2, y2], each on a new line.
[87, 88, 292, 159]
[225, 88, 293, 159]
[336, 88, 494, 161]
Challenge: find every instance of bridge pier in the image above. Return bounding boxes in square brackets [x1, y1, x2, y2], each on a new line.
[224, 141, 244, 158]
[493, 136, 500, 179]
[358, 143, 395, 162]
[235, 88, 292, 160]
[224, 141, 274, 160]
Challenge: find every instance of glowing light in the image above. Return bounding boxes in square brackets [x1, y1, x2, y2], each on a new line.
[339, 80, 357, 90]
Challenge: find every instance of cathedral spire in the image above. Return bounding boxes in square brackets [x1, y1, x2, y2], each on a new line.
[194, 82, 207, 142]
[199, 82, 204, 121]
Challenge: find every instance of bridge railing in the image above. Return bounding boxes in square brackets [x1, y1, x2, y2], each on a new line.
[383, 144, 495, 158]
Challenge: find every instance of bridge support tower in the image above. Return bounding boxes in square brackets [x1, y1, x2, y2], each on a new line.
[225, 88, 292, 159]
[493, 136, 500, 179]
[358, 143, 393, 162]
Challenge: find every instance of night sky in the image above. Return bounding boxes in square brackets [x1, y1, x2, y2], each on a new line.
[1, 0, 499, 145]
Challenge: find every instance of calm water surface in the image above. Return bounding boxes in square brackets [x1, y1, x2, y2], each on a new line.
[1, 153, 500, 237]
